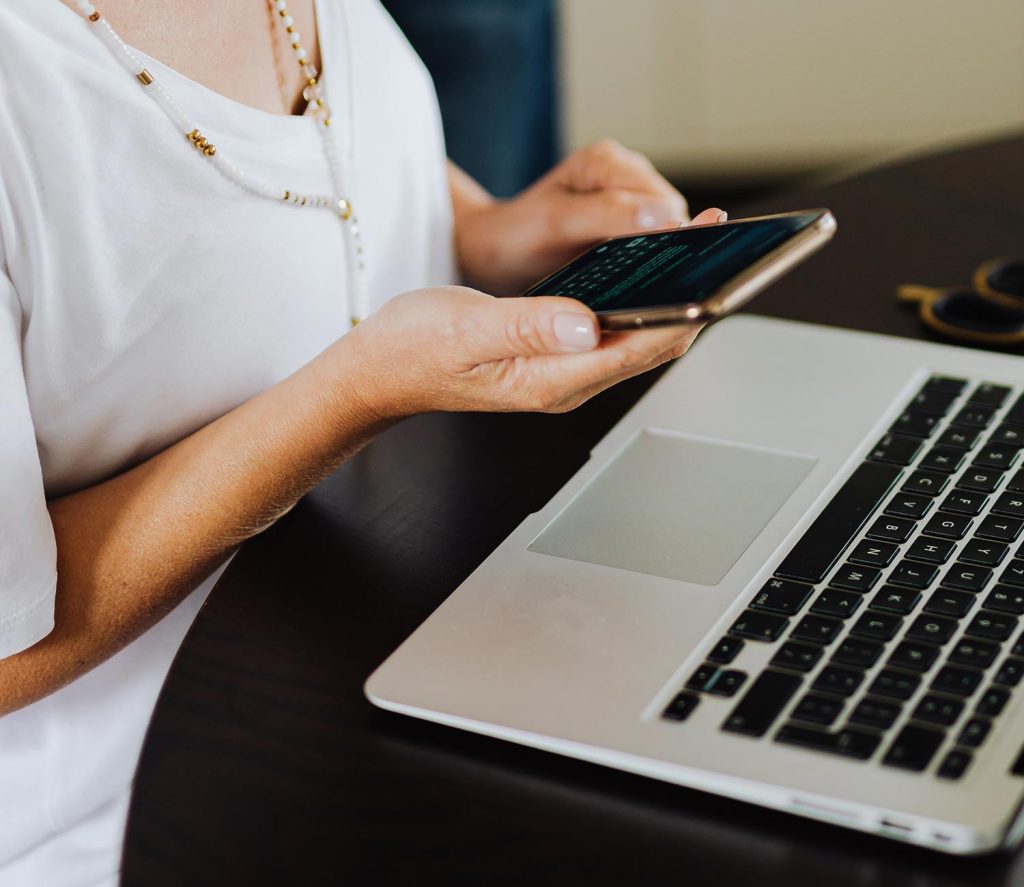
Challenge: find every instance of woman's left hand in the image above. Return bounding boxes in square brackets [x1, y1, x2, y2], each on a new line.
[451, 139, 724, 294]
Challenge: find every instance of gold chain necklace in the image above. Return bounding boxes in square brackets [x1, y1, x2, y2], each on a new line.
[72, 0, 369, 325]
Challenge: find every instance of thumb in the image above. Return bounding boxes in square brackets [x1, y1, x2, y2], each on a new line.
[686, 207, 728, 227]
[469, 295, 601, 360]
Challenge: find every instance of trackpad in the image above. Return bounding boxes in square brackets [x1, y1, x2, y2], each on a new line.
[529, 430, 817, 586]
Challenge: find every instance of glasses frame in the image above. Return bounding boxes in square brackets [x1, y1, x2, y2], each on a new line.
[898, 257, 1024, 346]
[974, 257, 1024, 310]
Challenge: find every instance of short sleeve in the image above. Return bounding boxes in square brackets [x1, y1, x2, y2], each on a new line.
[0, 267, 57, 658]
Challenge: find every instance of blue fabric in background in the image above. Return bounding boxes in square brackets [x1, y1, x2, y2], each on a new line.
[382, 0, 559, 198]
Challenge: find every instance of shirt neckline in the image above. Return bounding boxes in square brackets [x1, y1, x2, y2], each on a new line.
[56, 0, 343, 153]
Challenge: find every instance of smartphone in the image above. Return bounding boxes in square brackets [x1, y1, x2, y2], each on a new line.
[521, 209, 836, 330]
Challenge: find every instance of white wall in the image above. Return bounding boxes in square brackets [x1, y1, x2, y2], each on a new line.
[560, 0, 1024, 181]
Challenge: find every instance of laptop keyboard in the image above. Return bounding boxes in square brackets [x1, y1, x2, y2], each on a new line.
[662, 376, 1024, 782]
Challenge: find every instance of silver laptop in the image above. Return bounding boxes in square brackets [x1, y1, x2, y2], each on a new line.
[366, 314, 1024, 854]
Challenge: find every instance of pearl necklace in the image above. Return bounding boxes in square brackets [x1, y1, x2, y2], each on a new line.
[72, 0, 369, 326]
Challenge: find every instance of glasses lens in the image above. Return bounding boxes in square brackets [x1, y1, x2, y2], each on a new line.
[931, 288, 1024, 334]
[984, 258, 1024, 299]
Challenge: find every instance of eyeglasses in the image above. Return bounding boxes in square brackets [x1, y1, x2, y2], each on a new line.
[898, 257, 1024, 346]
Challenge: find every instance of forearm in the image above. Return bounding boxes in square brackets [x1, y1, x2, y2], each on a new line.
[449, 160, 495, 230]
[0, 337, 389, 714]
[447, 161, 510, 292]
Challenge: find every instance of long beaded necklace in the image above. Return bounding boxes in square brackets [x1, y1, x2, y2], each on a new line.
[72, 0, 369, 326]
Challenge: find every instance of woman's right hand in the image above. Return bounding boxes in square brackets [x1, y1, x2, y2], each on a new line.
[339, 285, 706, 420]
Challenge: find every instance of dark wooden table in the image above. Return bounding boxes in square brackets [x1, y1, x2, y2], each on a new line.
[122, 134, 1024, 886]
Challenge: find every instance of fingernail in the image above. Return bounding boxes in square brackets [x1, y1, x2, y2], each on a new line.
[553, 312, 599, 350]
[635, 204, 675, 230]
[717, 210, 729, 223]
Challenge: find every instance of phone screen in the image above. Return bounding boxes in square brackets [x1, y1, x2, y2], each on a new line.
[522, 211, 821, 313]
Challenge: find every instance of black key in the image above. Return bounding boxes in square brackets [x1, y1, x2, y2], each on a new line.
[889, 640, 940, 672]
[965, 611, 1018, 641]
[776, 463, 902, 584]
[810, 588, 863, 619]
[994, 657, 1024, 687]
[1014, 743, 1024, 776]
[990, 424, 1024, 448]
[869, 434, 923, 467]
[948, 637, 1000, 669]
[848, 539, 898, 568]
[829, 564, 881, 593]
[770, 641, 822, 673]
[792, 694, 844, 726]
[968, 383, 1011, 408]
[729, 610, 789, 642]
[903, 470, 951, 498]
[939, 490, 988, 517]
[992, 492, 1024, 520]
[1014, 634, 1024, 657]
[775, 724, 880, 760]
[974, 444, 1020, 472]
[932, 665, 983, 697]
[923, 376, 967, 396]
[959, 539, 1009, 568]
[906, 614, 958, 644]
[869, 586, 921, 616]
[707, 669, 748, 697]
[850, 612, 903, 641]
[1000, 560, 1024, 588]
[750, 579, 814, 615]
[891, 411, 941, 439]
[951, 406, 997, 430]
[940, 563, 992, 594]
[976, 685, 1011, 717]
[937, 749, 973, 780]
[914, 387, 960, 415]
[984, 586, 1024, 615]
[813, 665, 864, 697]
[924, 589, 976, 618]
[1008, 471, 1024, 493]
[686, 663, 718, 691]
[922, 513, 973, 540]
[956, 467, 1003, 494]
[707, 636, 745, 664]
[869, 668, 921, 700]
[936, 427, 980, 451]
[866, 516, 916, 543]
[958, 717, 992, 749]
[722, 670, 802, 737]
[849, 697, 902, 730]
[975, 515, 1024, 543]
[662, 691, 700, 722]
[888, 560, 938, 590]
[919, 447, 966, 475]
[791, 614, 844, 645]
[883, 724, 945, 772]
[1004, 394, 1024, 423]
[913, 694, 965, 726]
[886, 493, 933, 520]
[905, 537, 955, 565]
[832, 637, 884, 669]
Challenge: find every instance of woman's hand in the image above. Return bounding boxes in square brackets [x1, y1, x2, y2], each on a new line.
[451, 140, 725, 294]
[341, 286, 705, 419]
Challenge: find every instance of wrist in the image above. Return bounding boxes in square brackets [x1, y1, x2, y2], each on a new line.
[318, 325, 402, 436]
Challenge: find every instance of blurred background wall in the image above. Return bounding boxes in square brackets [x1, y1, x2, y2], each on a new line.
[386, 0, 1024, 204]
[560, 0, 1024, 188]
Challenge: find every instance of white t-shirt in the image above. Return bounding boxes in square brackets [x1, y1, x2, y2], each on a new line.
[0, 0, 454, 882]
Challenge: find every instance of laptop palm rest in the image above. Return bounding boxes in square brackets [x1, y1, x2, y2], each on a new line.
[529, 429, 816, 586]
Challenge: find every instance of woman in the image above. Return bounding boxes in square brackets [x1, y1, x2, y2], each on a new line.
[0, 0, 723, 882]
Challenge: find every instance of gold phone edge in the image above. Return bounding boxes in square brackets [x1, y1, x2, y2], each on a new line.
[596, 209, 837, 331]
